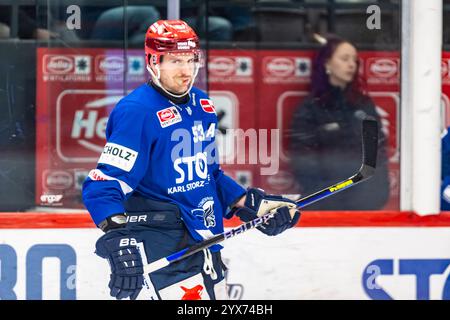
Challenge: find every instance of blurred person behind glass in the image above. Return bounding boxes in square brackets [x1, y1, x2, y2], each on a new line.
[0, 7, 58, 39]
[288, 34, 390, 210]
[90, 6, 160, 45]
[88, 3, 233, 44]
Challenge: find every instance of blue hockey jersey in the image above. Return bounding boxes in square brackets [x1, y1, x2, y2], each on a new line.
[82, 83, 246, 244]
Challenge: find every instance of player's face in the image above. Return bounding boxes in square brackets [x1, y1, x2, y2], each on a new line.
[325, 42, 358, 89]
[159, 53, 196, 94]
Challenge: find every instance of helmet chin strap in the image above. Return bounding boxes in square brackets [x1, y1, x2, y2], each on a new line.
[146, 64, 199, 99]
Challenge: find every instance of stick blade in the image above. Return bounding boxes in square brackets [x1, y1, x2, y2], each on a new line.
[362, 117, 378, 169]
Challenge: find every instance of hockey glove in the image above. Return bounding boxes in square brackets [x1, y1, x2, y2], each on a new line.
[235, 188, 301, 236]
[95, 228, 144, 300]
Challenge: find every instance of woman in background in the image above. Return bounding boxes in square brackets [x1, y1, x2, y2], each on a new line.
[289, 35, 390, 210]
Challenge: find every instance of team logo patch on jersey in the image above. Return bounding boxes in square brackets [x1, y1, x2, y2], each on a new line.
[157, 106, 182, 128]
[98, 142, 138, 172]
[192, 198, 216, 228]
[199, 99, 216, 114]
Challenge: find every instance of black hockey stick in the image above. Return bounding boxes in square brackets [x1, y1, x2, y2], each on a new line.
[143, 118, 379, 274]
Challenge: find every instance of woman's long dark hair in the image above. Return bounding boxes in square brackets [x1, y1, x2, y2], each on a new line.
[310, 35, 366, 105]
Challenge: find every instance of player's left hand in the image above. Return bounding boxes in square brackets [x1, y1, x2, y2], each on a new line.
[234, 188, 301, 236]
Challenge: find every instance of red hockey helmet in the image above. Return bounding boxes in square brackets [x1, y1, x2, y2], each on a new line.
[145, 20, 201, 65]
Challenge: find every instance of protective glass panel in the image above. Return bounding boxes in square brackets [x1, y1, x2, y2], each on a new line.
[198, 0, 400, 210]
[0, 0, 400, 212]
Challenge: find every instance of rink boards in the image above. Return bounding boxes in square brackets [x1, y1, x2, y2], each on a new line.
[0, 211, 449, 300]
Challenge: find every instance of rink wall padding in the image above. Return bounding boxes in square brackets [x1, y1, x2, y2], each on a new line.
[1, 210, 450, 228]
[0, 211, 450, 300]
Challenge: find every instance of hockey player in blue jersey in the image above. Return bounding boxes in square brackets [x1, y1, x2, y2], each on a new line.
[82, 19, 300, 300]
